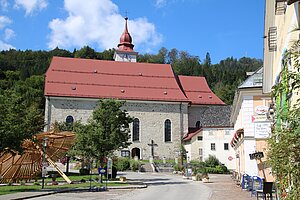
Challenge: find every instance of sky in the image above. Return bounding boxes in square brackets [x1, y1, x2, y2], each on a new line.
[0, 0, 265, 64]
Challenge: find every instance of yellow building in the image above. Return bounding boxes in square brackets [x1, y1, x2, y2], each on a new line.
[263, 0, 300, 103]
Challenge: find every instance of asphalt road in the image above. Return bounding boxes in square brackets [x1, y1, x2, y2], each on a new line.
[31, 172, 211, 200]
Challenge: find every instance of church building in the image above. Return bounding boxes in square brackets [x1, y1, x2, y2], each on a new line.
[44, 17, 227, 160]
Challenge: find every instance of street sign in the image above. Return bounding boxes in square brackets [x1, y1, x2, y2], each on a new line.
[42, 165, 47, 177]
[228, 156, 233, 161]
[98, 168, 106, 175]
[107, 158, 112, 175]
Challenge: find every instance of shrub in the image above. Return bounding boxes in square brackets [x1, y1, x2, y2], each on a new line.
[115, 157, 131, 171]
[130, 160, 140, 171]
[79, 168, 90, 175]
[173, 164, 183, 171]
[190, 160, 205, 167]
[204, 155, 220, 167]
[195, 173, 202, 181]
[33, 182, 40, 186]
[80, 178, 86, 183]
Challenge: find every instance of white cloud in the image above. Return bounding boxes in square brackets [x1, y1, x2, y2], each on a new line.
[4, 28, 15, 41]
[47, 0, 162, 52]
[0, 40, 15, 50]
[0, 0, 9, 11]
[0, 16, 11, 29]
[14, 0, 48, 16]
[0, 16, 14, 50]
[155, 0, 167, 8]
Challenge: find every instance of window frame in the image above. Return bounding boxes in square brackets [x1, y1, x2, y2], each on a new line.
[132, 118, 140, 142]
[224, 143, 229, 150]
[211, 143, 216, 151]
[164, 119, 172, 142]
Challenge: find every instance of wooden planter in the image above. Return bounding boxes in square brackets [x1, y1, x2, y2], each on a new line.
[119, 176, 126, 182]
[202, 177, 209, 183]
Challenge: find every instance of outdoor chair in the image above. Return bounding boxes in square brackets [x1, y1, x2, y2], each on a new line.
[256, 182, 276, 200]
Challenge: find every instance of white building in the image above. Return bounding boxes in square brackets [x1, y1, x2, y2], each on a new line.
[183, 105, 235, 170]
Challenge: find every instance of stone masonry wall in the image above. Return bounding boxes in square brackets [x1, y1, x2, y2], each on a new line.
[45, 97, 188, 160]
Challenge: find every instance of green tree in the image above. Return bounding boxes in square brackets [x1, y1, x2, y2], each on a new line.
[73, 99, 133, 165]
[74, 46, 97, 59]
[0, 90, 44, 153]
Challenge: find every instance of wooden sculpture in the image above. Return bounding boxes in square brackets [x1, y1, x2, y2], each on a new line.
[0, 131, 75, 183]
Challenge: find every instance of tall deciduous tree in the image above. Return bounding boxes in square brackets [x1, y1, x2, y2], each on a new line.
[73, 99, 133, 164]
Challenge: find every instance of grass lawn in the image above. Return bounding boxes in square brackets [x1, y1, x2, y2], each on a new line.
[0, 175, 128, 196]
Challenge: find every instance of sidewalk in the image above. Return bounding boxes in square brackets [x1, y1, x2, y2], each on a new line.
[207, 174, 255, 200]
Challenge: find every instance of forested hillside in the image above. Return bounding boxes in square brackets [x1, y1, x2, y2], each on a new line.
[0, 46, 262, 152]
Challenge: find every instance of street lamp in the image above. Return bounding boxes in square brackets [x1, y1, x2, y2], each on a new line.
[41, 137, 48, 189]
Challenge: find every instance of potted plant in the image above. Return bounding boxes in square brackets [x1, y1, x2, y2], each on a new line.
[202, 169, 209, 183]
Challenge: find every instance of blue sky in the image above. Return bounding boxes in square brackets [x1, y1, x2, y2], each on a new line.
[0, 0, 265, 64]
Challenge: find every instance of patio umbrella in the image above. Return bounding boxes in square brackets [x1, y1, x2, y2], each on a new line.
[0, 131, 75, 183]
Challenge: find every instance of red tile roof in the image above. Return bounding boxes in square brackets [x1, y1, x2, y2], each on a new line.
[178, 75, 225, 105]
[183, 128, 202, 141]
[44, 57, 189, 102]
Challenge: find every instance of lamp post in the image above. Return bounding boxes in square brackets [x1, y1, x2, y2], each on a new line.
[41, 137, 48, 189]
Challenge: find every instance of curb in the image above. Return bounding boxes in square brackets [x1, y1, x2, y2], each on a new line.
[6, 184, 148, 200]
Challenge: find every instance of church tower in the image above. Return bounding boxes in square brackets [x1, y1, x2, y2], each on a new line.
[114, 17, 138, 62]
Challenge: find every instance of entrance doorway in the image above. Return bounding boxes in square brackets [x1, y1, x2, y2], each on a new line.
[131, 148, 140, 159]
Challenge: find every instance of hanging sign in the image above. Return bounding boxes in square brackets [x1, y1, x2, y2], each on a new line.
[249, 152, 264, 160]
[255, 105, 268, 115]
[98, 168, 106, 175]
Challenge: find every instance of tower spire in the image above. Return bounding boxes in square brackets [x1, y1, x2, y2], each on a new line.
[117, 17, 134, 52]
[114, 16, 138, 62]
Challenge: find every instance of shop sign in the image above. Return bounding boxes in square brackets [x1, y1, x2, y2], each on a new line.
[255, 105, 268, 115]
[249, 152, 264, 160]
[255, 122, 271, 138]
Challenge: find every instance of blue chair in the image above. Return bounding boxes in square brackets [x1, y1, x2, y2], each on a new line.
[251, 176, 263, 196]
[241, 174, 250, 190]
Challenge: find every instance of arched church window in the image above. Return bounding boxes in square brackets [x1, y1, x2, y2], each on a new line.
[66, 115, 74, 124]
[133, 118, 140, 141]
[196, 121, 200, 128]
[164, 119, 171, 142]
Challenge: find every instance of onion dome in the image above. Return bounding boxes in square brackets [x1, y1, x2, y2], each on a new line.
[117, 17, 134, 51]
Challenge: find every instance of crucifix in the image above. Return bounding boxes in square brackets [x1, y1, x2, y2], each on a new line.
[148, 139, 158, 157]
